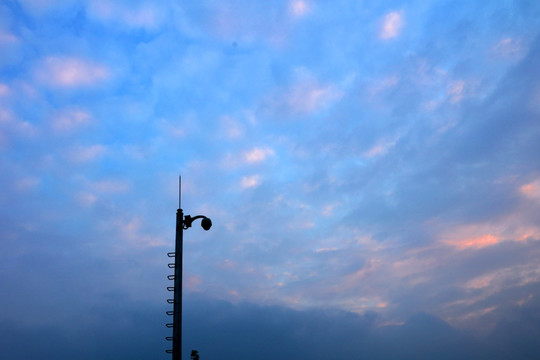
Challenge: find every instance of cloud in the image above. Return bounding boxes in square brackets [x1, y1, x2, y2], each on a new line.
[2, 294, 540, 360]
[363, 136, 399, 158]
[289, 1, 311, 18]
[447, 80, 466, 103]
[194, 2, 291, 43]
[289, 83, 343, 114]
[74, 178, 130, 207]
[15, 177, 40, 191]
[219, 115, 245, 139]
[0, 83, 10, 96]
[87, 1, 164, 30]
[35, 56, 109, 88]
[379, 11, 404, 40]
[181, 297, 540, 360]
[520, 179, 540, 199]
[244, 147, 275, 164]
[448, 234, 500, 250]
[75, 191, 97, 206]
[493, 37, 526, 59]
[368, 75, 400, 97]
[113, 216, 165, 248]
[266, 74, 344, 116]
[221, 146, 275, 169]
[0, 108, 38, 144]
[0, 31, 18, 44]
[91, 179, 130, 194]
[66, 144, 107, 163]
[241, 175, 262, 189]
[51, 109, 92, 132]
[15, 0, 79, 17]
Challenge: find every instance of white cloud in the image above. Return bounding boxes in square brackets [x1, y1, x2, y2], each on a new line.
[379, 11, 404, 40]
[36, 56, 109, 88]
[221, 146, 275, 169]
[244, 147, 275, 164]
[241, 175, 261, 189]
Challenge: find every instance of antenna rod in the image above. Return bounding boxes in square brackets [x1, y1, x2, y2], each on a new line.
[178, 175, 182, 209]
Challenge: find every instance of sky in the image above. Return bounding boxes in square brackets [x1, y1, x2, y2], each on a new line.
[1, 0, 540, 359]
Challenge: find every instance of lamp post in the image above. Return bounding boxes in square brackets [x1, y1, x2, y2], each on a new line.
[166, 177, 212, 360]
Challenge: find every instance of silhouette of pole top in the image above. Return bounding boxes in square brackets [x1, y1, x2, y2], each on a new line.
[191, 350, 200, 360]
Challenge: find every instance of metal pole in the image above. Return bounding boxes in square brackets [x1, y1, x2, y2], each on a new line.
[173, 177, 183, 360]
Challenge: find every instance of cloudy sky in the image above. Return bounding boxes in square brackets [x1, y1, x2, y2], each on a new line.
[1, 0, 540, 359]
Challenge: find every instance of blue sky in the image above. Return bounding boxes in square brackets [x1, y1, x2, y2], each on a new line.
[1, 0, 540, 359]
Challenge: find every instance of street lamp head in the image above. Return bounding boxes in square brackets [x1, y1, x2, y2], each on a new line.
[201, 217, 212, 231]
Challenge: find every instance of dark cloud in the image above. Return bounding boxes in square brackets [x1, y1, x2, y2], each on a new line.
[3, 295, 539, 360]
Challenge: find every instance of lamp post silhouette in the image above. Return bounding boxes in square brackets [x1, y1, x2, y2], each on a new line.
[166, 177, 212, 360]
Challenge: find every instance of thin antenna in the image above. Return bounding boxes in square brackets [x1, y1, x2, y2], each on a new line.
[178, 175, 182, 209]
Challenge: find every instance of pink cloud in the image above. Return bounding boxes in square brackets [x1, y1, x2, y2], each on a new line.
[464, 274, 495, 289]
[289, 1, 311, 17]
[52, 109, 92, 132]
[520, 179, 540, 199]
[220, 146, 275, 169]
[114, 216, 166, 248]
[0, 31, 18, 44]
[437, 217, 540, 250]
[379, 11, 404, 40]
[36, 56, 109, 88]
[15, 177, 40, 191]
[363, 136, 399, 158]
[492, 37, 525, 59]
[447, 80, 466, 103]
[76, 191, 97, 206]
[449, 234, 499, 250]
[293, 84, 342, 113]
[244, 147, 275, 163]
[185, 275, 203, 291]
[0, 83, 10, 96]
